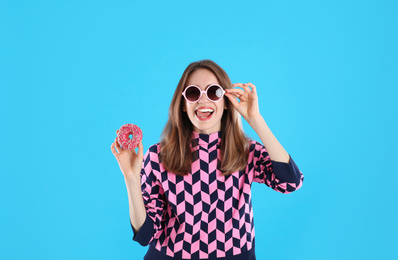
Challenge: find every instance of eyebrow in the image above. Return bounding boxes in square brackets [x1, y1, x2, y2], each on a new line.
[186, 83, 218, 88]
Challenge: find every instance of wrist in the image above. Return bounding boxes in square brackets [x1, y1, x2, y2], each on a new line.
[246, 113, 264, 128]
[124, 173, 141, 186]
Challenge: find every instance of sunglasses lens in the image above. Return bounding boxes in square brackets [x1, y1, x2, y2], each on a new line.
[185, 86, 200, 102]
[207, 85, 223, 101]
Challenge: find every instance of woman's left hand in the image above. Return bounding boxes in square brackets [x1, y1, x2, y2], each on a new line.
[225, 83, 260, 123]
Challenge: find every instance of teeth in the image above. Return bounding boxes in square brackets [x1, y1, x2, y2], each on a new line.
[197, 109, 214, 113]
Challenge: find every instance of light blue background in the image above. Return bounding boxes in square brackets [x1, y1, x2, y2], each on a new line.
[1, 0, 397, 259]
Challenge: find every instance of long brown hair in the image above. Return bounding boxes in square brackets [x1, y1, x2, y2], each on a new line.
[160, 59, 249, 175]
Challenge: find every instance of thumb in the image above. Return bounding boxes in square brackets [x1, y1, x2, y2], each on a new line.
[137, 139, 144, 158]
[225, 92, 240, 109]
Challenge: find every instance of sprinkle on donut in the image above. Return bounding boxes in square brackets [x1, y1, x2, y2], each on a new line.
[117, 124, 143, 150]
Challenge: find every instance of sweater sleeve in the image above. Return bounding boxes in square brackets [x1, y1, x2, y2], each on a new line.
[250, 141, 304, 194]
[131, 145, 166, 246]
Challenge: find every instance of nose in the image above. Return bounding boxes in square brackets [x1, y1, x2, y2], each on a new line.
[198, 90, 208, 103]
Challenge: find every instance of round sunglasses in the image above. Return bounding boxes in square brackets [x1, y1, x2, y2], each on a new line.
[182, 84, 226, 103]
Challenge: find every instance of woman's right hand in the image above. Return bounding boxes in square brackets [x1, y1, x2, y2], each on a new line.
[110, 130, 144, 181]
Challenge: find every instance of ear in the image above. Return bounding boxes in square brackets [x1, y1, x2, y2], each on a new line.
[182, 104, 187, 112]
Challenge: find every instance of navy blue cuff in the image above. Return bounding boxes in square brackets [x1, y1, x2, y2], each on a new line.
[131, 213, 154, 246]
[271, 155, 302, 185]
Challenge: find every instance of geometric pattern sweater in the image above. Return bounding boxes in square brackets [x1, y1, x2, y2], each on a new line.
[131, 131, 304, 260]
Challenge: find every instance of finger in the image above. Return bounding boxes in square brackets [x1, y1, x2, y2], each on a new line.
[228, 92, 243, 100]
[226, 88, 245, 95]
[225, 92, 240, 108]
[114, 137, 121, 153]
[111, 141, 118, 155]
[242, 84, 252, 93]
[243, 83, 258, 100]
[137, 139, 144, 159]
[232, 83, 245, 88]
[243, 83, 256, 92]
[247, 83, 257, 95]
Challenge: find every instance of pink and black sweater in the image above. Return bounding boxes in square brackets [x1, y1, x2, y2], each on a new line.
[131, 131, 304, 260]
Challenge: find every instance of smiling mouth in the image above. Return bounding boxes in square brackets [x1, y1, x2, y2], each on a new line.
[195, 108, 214, 120]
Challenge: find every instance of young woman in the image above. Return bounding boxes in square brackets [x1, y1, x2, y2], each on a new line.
[111, 60, 304, 260]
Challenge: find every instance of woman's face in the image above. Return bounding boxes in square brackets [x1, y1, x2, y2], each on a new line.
[183, 69, 226, 134]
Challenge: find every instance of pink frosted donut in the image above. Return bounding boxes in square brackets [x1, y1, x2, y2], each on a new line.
[117, 124, 143, 150]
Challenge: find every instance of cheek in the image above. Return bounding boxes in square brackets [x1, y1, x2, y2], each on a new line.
[219, 100, 226, 112]
[185, 103, 195, 116]
[215, 103, 225, 118]
[183, 101, 191, 112]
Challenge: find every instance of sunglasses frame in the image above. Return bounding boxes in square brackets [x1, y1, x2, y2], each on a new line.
[182, 84, 226, 103]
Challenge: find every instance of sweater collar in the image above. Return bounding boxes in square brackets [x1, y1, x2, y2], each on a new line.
[191, 131, 222, 148]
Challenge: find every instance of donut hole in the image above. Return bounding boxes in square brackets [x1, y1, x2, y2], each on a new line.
[129, 134, 133, 140]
